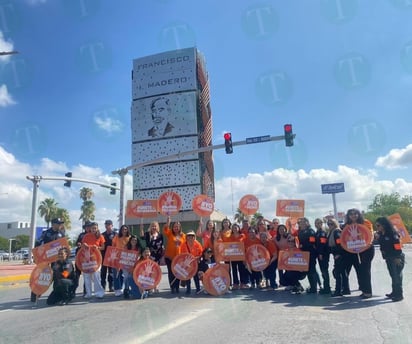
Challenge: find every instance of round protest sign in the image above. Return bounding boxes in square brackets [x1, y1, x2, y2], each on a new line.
[192, 194, 214, 217]
[341, 223, 373, 253]
[133, 259, 162, 290]
[171, 253, 198, 281]
[203, 264, 230, 296]
[75, 246, 102, 273]
[239, 194, 259, 216]
[158, 191, 182, 216]
[29, 263, 53, 296]
[245, 244, 270, 271]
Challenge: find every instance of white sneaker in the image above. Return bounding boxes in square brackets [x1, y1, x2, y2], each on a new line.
[114, 290, 123, 297]
[83, 294, 92, 299]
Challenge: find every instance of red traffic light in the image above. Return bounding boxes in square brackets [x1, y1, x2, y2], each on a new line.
[224, 132, 232, 140]
[284, 124, 292, 133]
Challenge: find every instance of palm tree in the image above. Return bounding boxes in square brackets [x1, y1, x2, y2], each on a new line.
[38, 198, 59, 227]
[56, 208, 71, 230]
[234, 208, 246, 224]
[80, 187, 94, 202]
[79, 187, 96, 223]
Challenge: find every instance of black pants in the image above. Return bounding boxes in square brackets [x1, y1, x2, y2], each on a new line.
[46, 279, 75, 305]
[386, 253, 405, 297]
[358, 245, 375, 294]
[318, 255, 330, 291]
[100, 265, 113, 290]
[165, 257, 180, 291]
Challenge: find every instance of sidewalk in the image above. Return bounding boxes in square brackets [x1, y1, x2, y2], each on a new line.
[0, 261, 35, 284]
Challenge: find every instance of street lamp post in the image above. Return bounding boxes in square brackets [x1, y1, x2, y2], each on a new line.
[8, 238, 15, 260]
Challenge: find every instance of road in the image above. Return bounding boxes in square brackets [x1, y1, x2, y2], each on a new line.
[0, 246, 411, 344]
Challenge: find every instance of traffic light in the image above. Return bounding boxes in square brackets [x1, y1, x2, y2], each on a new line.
[64, 172, 72, 187]
[110, 182, 116, 195]
[284, 124, 294, 147]
[224, 132, 233, 154]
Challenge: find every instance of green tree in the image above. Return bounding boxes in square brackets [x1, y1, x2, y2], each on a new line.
[233, 208, 246, 224]
[14, 235, 29, 249]
[79, 187, 95, 223]
[365, 192, 412, 232]
[38, 198, 59, 227]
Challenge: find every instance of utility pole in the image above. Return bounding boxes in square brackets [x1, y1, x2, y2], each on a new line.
[26, 175, 120, 264]
[112, 130, 296, 225]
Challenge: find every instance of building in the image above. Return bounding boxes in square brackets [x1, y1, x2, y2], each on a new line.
[0, 221, 31, 239]
[128, 47, 216, 226]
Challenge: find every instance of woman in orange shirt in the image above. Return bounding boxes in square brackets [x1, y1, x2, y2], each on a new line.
[180, 231, 203, 294]
[112, 225, 131, 296]
[163, 217, 186, 293]
[196, 219, 215, 250]
[230, 223, 246, 290]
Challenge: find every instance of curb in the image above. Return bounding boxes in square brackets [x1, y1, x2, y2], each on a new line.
[0, 274, 31, 284]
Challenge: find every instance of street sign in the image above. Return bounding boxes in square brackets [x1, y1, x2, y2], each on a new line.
[321, 183, 345, 194]
[245, 135, 270, 144]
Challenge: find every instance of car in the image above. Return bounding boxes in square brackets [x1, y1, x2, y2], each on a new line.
[15, 249, 29, 260]
[0, 250, 10, 260]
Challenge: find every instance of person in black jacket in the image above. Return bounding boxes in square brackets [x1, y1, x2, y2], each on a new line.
[297, 217, 318, 293]
[315, 218, 330, 294]
[47, 247, 76, 305]
[375, 217, 405, 302]
[31, 218, 66, 302]
[327, 218, 350, 297]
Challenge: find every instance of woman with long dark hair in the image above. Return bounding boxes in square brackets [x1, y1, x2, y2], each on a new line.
[375, 217, 405, 302]
[343, 208, 374, 299]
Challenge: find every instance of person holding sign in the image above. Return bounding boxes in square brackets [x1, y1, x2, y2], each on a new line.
[196, 219, 215, 250]
[343, 209, 375, 299]
[244, 226, 263, 289]
[112, 225, 132, 296]
[315, 218, 331, 295]
[180, 231, 203, 294]
[31, 218, 66, 303]
[81, 222, 105, 299]
[163, 217, 186, 293]
[46, 247, 76, 305]
[327, 219, 350, 297]
[140, 221, 164, 264]
[375, 217, 405, 302]
[297, 217, 318, 294]
[259, 231, 278, 290]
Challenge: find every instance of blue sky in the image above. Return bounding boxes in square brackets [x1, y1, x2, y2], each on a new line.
[1, 0, 412, 238]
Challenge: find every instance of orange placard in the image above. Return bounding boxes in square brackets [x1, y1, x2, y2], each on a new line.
[245, 244, 270, 271]
[276, 200, 305, 217]
[75, 246, 102, 273]
[103, 246, 140, 272]
[278, 249, 309, 272]
[171, 253, 198, 281]
[341, 223, 373, 254]
[192, 194, 214, 217]
[133, 259, 162, 290]
[29, 263, 53, 296]
[214, 242, 245, 262]
[126, 199, 158, 219]
[202, 263, 231, 296]
[32, 237, 70, 264]
[388, 213, 412, 244]
[158, 191, 182, 216]
[239, 194, 259, 215]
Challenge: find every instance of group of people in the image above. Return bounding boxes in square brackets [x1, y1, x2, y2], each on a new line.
[162, 209, 405, 302]
[34, 207, 406, 305]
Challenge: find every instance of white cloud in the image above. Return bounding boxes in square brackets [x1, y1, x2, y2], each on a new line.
[375, 144, 412, 169]
[0, 31, 13, 55]
[94, 115, 124, 135]
[0, 85, 16, 107]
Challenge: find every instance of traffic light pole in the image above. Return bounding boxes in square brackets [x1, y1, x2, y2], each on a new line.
[25, 175, 120, 263]
[112, 133, 295, 224]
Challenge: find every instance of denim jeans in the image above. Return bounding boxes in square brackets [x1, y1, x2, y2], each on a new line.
[386, 253, 405, 297]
